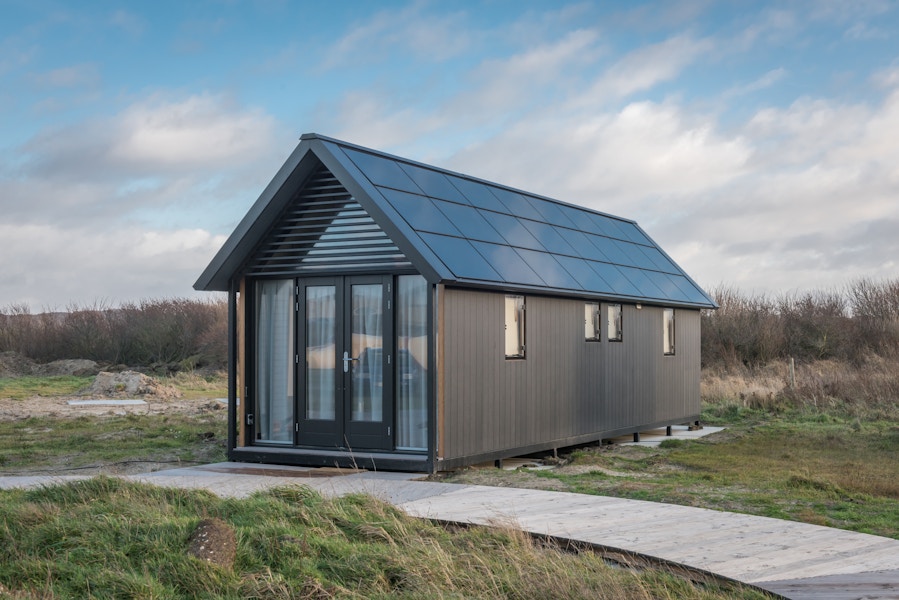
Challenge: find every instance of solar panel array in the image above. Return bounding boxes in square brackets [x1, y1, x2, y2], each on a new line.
[327, 144, 713, 307]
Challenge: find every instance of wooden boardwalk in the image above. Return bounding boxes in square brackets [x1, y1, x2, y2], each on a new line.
[4, 464, 899, 599]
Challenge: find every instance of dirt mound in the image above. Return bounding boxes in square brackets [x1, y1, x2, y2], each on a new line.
[187, 518, 237, 569]
[0, 352, 100, 378]
[86, 371, 181, 399]
[33, 359, 100, 377]
[0, 351, 36, 377]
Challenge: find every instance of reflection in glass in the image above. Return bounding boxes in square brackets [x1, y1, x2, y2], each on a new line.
[255, 280, 295, 444]
[397, 275, 428, 450]
[585, 302, 600, 341]
[306, 286, 336, 420]
[351, 284, 384, 422]
[663, 308, 675, 355]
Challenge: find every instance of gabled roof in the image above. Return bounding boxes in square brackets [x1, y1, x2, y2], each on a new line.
[195, 133, 716, 309]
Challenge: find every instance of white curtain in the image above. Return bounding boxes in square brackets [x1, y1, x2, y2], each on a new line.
[255, 279, 294, 443]
[396, 275, 428, 450]
[351, 284, 383, 422]
[306, 285, 336, 420]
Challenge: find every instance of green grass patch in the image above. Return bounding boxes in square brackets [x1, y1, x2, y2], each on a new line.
[0, 478, 768, 599]
[165, 371, 228, 400]
[0, 375, 94, 400]
[0, 413, 227, 474]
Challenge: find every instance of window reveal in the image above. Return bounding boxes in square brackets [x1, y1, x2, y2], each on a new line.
[504, 295, 526, 358]
[663, 308, 675, 355]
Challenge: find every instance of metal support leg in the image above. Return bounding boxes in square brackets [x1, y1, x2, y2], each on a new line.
[494, 459, 503, 469]
[633, 432, 640, 443]
[666, 426, 672, 436]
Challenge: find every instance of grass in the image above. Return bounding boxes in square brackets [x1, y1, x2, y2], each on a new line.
[164, 371, 228, 400]
[0, 412, 227, 473]
[0, 376, 94, 400]
[0, 478, 768, 599]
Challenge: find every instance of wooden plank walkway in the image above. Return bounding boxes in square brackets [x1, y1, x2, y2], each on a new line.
[4, 464, 899, 599]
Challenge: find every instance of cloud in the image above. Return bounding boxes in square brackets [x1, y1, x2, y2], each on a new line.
[108, 9, 146, 37]
[447, 100, 751, 224]
[19, 93, 276, 180]
[722, 68, 787, 98]
[0, 92, 286, 307]
[573, 34, 712, 104]
[0, 224, 226, 310]
[28, 63, 101, 89]
[322, 2, 474, 69]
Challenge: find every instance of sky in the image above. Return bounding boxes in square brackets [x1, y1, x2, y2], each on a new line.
[2, 0, 899, 311]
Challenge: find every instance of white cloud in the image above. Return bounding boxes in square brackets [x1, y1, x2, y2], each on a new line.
[0, 224, 227, 310]
[323, 2, 473, 69]
[0, 92, 285, 308]
[20, 93, 276, 179]
[111, 94, 274, 168]
[28, 63, 100, 89]
[445, 99, 751, 233]
[723, 68, 787, 98]
[573, 34, 712, 104]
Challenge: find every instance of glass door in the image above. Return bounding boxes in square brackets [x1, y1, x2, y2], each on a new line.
[342, 276, 393, 450]
[296, 278, 341, 447]
[294, 275, 393, 450]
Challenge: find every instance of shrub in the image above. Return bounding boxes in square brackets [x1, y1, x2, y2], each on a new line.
[0, 297, 227, 370]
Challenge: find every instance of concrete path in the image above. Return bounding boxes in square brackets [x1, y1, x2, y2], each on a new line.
[3, 463, 899, 600]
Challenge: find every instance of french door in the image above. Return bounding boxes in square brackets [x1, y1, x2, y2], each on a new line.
[295, 275, 393, 450]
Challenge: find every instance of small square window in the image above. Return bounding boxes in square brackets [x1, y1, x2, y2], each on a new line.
[608, 304, 622, 342]
[584, 302, 600, 341]
[505, 295, 525, 358]
[663, 308, 675, 355]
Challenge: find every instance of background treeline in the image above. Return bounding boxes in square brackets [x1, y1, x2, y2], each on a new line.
[0, 298, 227, 371]
[702, 278, 899, 368]
[2, 278, 898, 373]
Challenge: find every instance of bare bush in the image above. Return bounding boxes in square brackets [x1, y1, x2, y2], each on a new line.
[702, 278, 899, 367]
[0, 297, 227, 370]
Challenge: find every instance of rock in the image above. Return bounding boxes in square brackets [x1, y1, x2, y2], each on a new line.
[187, 518, 237, 569]
[85, 371, 181, 399]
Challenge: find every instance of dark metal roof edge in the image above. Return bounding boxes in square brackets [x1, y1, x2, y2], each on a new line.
[439, 277, 716, 309]
[298, 132, 639, 226]
[194, 139, 317, 291]
[308, 138, 451, 284]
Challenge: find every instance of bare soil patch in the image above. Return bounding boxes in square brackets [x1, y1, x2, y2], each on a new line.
[187, 517, 237, 569]
[0, 395, 225, 421]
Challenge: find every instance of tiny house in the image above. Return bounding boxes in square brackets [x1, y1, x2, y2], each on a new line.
[195, 133, 716, 472]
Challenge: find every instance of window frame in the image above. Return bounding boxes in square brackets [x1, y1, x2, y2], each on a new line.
[504, 294, 526, 359]
[663, 307, 675, 355]
[584, 302, 601, 342]
[607, 303, 623, 342]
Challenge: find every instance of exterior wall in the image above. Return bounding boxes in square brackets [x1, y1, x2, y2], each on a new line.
[440, 287, 700, 464]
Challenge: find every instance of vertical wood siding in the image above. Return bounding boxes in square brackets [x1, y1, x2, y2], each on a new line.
[442, 288, 701, 462]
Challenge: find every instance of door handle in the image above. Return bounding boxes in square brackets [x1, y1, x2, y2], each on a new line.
[342, 351, 358, 373]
